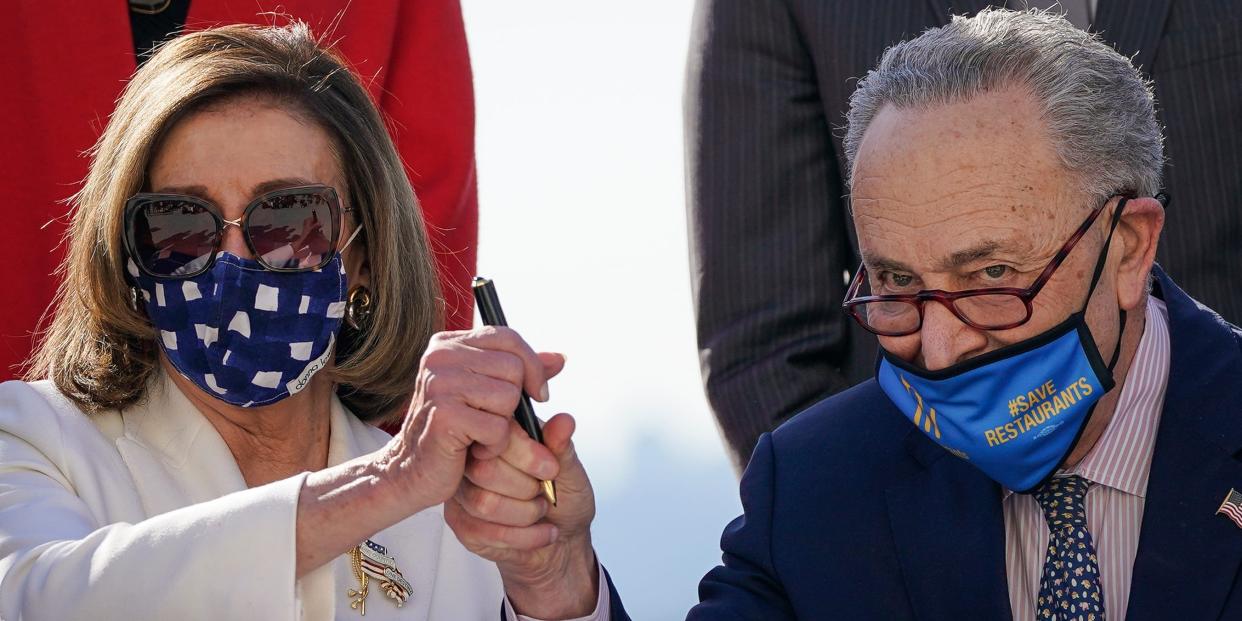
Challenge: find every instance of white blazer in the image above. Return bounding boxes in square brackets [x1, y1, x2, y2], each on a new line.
[0, 373, 504, 620]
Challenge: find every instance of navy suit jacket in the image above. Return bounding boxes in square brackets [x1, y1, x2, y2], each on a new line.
[682, 267, 1242, 619]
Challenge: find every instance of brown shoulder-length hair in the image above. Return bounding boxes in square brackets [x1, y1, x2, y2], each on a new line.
[27, 22, 442, 422]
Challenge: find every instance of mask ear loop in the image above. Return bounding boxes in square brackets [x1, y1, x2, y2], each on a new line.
[1081, 197, 1130, 372]
[341, 224, 364, 252]
[1024, 198, 1133, 492]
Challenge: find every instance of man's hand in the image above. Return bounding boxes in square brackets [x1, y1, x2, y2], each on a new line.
[445, 409, 600, 620]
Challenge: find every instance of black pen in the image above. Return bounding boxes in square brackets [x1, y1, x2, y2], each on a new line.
[471, 276, 558, 506]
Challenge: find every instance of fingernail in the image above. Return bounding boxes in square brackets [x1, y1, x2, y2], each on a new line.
[548, 526, 560, 545]
[538, 461, 557, 480]
[538, 384, 550, 402]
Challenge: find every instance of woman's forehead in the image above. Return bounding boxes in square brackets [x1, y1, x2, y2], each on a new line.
[148, 98, 346, 203]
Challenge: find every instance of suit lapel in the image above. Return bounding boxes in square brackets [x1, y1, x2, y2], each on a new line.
[1092, 0, 1174, 75]
[1127, 269, 1242, 619]
[887, 432, 1013, 620]
[1127, 435, 1242, 619]
[116, 372, 249, 515]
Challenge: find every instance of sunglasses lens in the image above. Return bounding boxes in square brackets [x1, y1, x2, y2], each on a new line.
[248, 192, 336, 270]
[129, 199, 219, 277]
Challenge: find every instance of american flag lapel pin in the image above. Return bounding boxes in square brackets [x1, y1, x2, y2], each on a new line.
[347, 539, 413, 615]
[1217, 488, 1242, 529]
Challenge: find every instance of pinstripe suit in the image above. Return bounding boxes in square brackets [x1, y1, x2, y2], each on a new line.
[686, 0, 1242, 472]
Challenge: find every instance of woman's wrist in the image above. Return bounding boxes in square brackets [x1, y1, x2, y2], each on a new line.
[294, 450, 429, 579]
[368, 437, 439, 519]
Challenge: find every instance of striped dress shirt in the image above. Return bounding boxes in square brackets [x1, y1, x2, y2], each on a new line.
[1005, 297, 1170, 621]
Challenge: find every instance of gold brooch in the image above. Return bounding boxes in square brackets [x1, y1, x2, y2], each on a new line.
[347, 539, 412, 615]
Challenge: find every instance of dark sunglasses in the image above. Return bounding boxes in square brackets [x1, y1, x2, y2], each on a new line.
[123, 185, 356, 278]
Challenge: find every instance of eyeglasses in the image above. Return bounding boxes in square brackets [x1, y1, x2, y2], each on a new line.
[123, 185, 355, 278]
[842, 195, 1126, 337]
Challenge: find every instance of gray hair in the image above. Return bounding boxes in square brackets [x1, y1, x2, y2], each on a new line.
[843, 8, 1164, 201]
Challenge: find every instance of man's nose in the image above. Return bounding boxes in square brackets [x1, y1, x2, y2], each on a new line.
[918, 300, 989, 371]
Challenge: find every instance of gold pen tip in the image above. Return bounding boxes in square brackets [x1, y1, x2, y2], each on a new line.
[542, 480, 558, 507]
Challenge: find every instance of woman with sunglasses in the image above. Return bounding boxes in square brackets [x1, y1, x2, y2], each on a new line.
[0, 23, 605, 621]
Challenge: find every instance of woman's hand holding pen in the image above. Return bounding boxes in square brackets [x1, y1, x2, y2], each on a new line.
[300, 326, 562, 578]
[371, 318, 600, 618]
[444, 381, 602, 620]
[374, 327, 562, 519]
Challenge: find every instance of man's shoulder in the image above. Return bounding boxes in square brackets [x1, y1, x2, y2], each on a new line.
[736, 379, 925, 590]
[764, 379, 918, 487]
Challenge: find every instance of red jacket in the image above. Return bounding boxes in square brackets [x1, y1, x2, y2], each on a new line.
[0, 1, 478, 380]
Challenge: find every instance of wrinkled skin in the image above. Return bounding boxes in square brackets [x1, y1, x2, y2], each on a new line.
[849, 84, 1164, 467]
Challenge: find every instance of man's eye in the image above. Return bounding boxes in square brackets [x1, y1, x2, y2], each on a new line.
[982, 265, 1009, 279]
[890, 273, 914, 287]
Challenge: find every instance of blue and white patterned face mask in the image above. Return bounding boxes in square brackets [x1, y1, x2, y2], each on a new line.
[130, 252, 346, 407]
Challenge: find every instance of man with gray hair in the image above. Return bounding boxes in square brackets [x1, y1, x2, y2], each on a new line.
[688, 0, 1242, 480]
[687, 9, 1242, 619]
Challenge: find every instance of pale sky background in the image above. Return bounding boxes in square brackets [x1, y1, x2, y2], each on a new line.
[459, 1, 745, 618]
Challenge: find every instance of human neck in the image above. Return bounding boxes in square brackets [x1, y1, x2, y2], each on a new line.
[1061, 303, 1148, 468]
[162, 359, 333, 487]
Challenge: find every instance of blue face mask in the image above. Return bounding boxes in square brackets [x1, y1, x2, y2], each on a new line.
[131, 252, 346, 407]
[876, 209, 1126, 493]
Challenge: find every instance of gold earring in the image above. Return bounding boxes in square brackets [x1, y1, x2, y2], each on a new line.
[344, 286, 373, 331]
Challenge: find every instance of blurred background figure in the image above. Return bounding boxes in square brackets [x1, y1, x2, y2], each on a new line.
[0, 0, 478, 381]
[686, 0, 1242, 473]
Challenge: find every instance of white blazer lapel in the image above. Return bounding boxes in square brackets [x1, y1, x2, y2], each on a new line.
[115, 372, 248, 516]
[110, 374, 495, 620]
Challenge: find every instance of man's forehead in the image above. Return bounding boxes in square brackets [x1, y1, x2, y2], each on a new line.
[850, 168, 1081, 273]
[850, 87, 1065, 198]
[849, 85, 1082, 269]
[857, 213, 1044, 273]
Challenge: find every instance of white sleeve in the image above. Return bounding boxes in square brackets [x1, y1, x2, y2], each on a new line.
[0, 383, 309, 621]
[502, 562, 612, 621]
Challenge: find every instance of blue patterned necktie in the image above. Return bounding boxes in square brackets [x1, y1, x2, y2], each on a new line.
[1033, 475, 1104, 620]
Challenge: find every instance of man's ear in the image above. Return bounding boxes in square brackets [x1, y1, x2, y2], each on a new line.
[1114, 196, 1165, 311]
